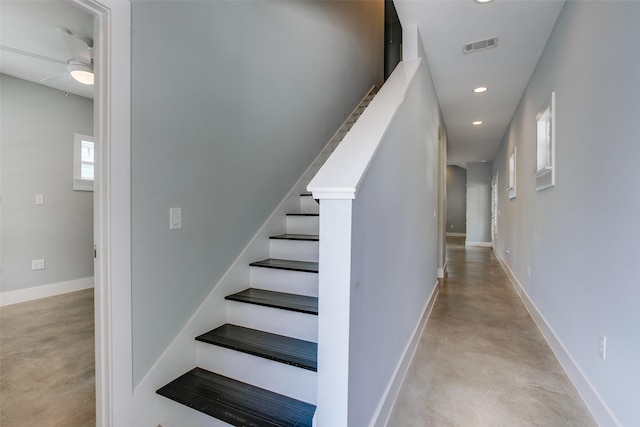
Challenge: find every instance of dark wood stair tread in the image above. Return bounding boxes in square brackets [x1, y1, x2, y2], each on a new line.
[196, 324, 317, 371]
[286, 212, 319, 217]
[250, 258, 318, 273]
[270, 233, 319, 242]
[157, 367, 315, 427]
[226, 288, 318, 315]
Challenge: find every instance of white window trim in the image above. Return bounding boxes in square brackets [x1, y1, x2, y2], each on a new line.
[74, 132, 95, 191]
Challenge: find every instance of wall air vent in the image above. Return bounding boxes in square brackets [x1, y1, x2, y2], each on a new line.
[463, 37, 498, 54]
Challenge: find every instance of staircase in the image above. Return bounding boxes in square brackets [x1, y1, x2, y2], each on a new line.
[156, 88, 376, 426]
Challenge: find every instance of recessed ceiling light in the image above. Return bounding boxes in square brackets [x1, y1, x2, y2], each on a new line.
[473, 86, 488, 94]
[473, 121, 483, 126]
[474, 0, 494, 3]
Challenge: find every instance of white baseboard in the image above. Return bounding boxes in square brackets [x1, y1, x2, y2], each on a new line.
[446, 232, 466, 237]
[465, 240, 492, 247]
[437, 263, 447, 279]
[493, 249, 621, 427]
[0, 277, 94, 307]
[369, 280, 440, 427]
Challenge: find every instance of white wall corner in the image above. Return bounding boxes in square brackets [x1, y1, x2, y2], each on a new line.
[316, 199, 353, 427]
[402, 24, 420, 61]
[368, 281, 439, 427]
[493, 249, 623, 427]
[437, 264, 447, 279]
[0, 277, 94, 307]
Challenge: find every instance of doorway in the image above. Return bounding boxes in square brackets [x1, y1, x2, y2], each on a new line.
[491, 172, 498, 244]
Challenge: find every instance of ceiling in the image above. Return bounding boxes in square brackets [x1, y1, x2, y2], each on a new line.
[0, 1, 94, 99]
[0, 1, 564, 163]
[394, 0, 564, 165]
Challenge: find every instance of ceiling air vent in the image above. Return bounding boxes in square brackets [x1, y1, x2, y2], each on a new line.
[463, 37, 498, 54]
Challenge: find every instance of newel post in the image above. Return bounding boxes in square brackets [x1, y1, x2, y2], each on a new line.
[314, 197, 353, 426]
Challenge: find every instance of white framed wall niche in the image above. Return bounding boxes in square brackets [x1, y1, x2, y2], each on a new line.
[536, 91, 555, 190]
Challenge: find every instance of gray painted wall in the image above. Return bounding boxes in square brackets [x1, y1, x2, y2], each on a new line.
[446, 165, 466, 233]
[348, 57, 441, 424]
[466, 162, 491, 243]
[131, 0, 383, 384]
[0, 74, 94, 292]
[492, 2, 640, 425]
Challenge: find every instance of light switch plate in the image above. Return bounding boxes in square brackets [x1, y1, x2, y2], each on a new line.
[35, 194, 44, 205]
[170, 207, 182, 230]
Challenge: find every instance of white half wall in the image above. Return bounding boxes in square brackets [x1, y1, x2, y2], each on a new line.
[347, 59, 441, 425]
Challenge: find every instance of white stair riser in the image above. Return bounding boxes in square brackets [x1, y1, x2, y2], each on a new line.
[226, 300, 318, 342]
[286, 215, 319, 235]
[156, 395, 234, 427]
[300, 196, 319, 214]
[250, 266, 318, 297]
[270, 239, 319, 262]
[196, 343, 317, 404]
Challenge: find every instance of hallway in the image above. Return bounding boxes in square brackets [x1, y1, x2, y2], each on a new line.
[388, 237, 596, 426]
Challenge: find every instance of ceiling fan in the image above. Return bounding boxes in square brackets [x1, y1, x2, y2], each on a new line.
[41, 28, 94, 85]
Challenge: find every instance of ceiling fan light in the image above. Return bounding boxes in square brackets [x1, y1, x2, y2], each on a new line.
[68, 62, 94, 85]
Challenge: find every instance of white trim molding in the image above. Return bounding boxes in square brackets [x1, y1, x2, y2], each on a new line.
[493, 248, 622, 427]
[437, 263, 447, 279]
[465, 240, 492, 247]
[70, 1, 133, 426]
[369, 281, 440, 427]
[0, 277, 94, 307]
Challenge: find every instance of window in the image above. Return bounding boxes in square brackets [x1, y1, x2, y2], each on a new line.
[536, 91, 555, 190]
[508, 147, 516, 199]
[74, 133, 95, 191]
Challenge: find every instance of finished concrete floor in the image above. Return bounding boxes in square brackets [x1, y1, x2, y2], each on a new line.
[387, 237, 596, 426]
[0, 288, 95, 427]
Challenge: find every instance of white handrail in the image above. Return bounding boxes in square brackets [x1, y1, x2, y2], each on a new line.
[307, 59, 421, 200]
